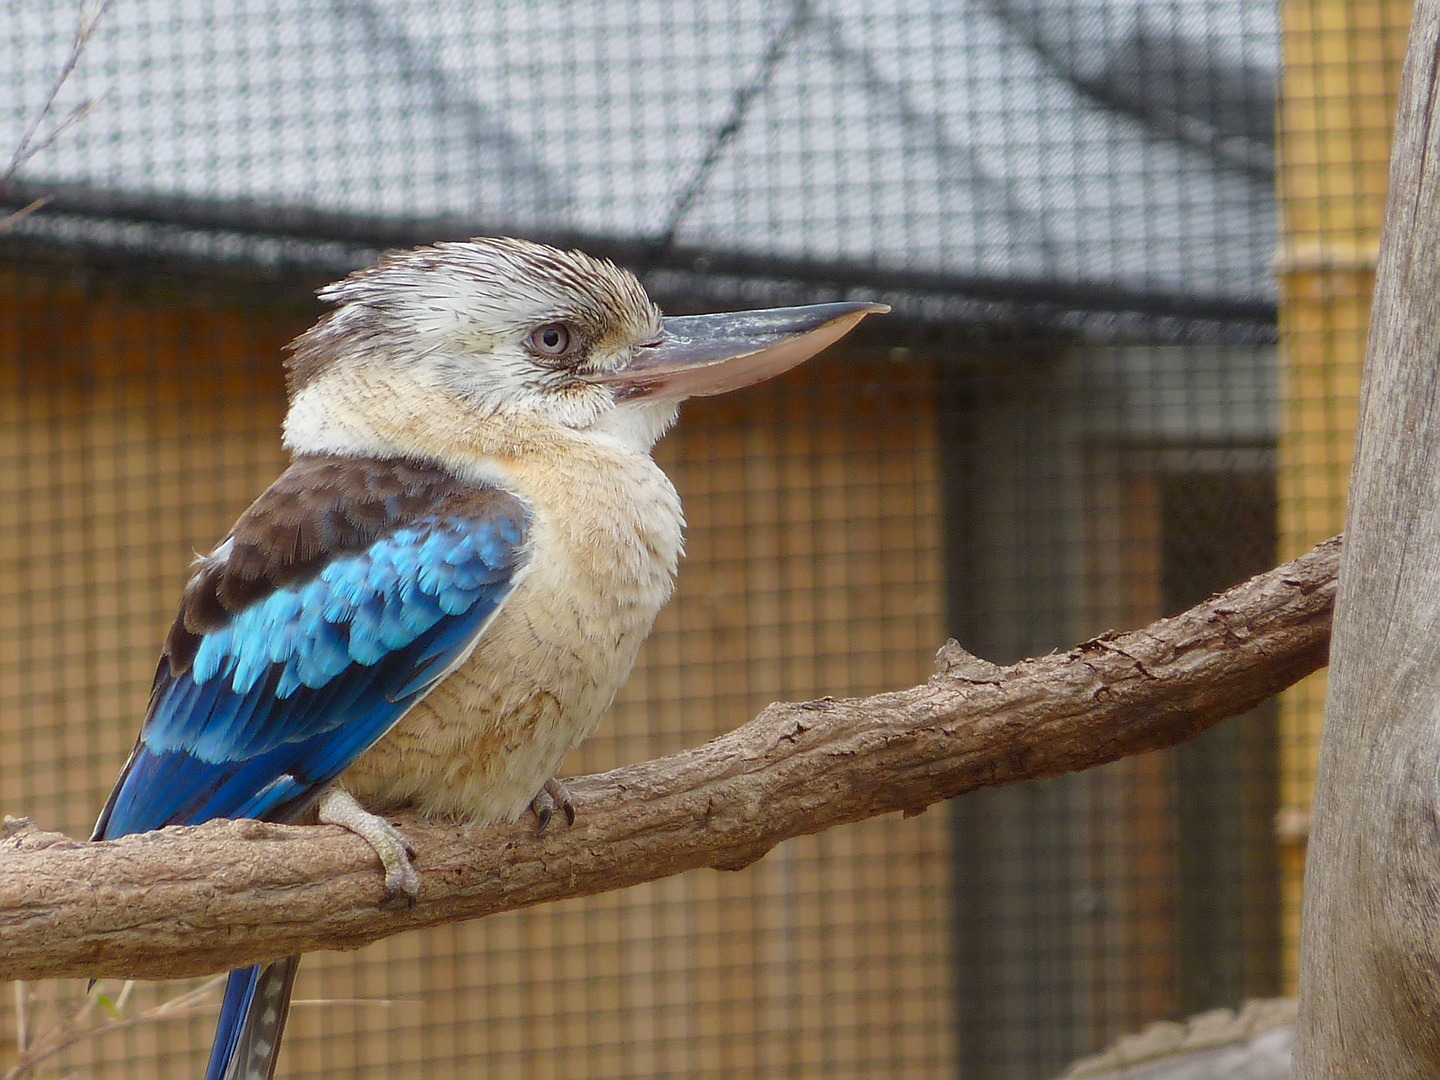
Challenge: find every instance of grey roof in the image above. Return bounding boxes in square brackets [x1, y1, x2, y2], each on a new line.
[2, 0, 1278, 326]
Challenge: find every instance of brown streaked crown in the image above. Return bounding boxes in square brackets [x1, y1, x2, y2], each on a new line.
[284, 237, 661, 395]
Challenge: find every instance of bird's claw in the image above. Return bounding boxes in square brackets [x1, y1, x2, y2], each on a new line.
[530, 777, 575, 836]
[318, 787, 420, 907]
[382, 857, 422, 909]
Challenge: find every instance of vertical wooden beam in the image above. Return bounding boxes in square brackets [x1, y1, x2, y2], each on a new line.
[1295, 2, 1440, 1073]
[1275, 0, 1411, 990]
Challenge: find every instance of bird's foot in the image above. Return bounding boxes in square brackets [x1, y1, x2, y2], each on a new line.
[318, 788, 420, 907]
[529, 777, 575, 836]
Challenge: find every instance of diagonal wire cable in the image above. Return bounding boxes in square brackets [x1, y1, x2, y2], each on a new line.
[643, 5, 1059, 281]
[811, 13, 1061, 274]
[641, 0, 813, 271]
[978, 0, 1275, 180]
[337, 0, 571, 221]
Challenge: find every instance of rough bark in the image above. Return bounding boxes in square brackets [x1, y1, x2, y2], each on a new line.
[1294, 3, 1440, 1075]
[0, 535, 1339, 982]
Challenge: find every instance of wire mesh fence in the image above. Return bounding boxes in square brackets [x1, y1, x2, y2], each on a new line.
[0, 0, 1320, 1077]
[1274, 0, 1410, 989]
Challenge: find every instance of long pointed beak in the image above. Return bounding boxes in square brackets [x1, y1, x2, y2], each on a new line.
[592, 301, 889, 402]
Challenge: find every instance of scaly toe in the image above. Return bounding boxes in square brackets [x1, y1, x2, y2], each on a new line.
[318, 788, 420, 906]
[530, 778, 575, 836]
[383, 856, 422, 908]
[530, 788, 555, 836]
[550, 778, 576, 827]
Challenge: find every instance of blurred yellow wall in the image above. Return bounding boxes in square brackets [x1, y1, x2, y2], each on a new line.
[1277, 0, 1412, 990]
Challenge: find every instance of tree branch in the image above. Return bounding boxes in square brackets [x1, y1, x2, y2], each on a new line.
[0, 535, 1340, 982]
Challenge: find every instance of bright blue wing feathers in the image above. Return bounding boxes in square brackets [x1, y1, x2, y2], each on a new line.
[96, 510, 526, 839]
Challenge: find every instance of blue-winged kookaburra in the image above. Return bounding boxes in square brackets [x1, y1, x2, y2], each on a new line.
[91, 237, 886, 1080]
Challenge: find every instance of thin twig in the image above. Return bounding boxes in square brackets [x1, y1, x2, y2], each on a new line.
[11, 93, 110, 176]
[110, 981, 133, 1012]
[290, 998, 418, 1008]
[0, 198, 54, 235]
[1, 977, 225, 1080]
[0, 0, 115, 195]
[12, 983, 26, 1056]
[0, 981, 411, 1079]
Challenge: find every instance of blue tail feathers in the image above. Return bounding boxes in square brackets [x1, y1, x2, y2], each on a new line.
[205, 958, 300, 1080]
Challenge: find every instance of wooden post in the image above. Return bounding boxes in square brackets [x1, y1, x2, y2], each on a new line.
[1294, 1, 1440, 1073]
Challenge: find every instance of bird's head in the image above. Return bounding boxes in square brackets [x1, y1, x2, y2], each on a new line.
[283, 237, 886, 458]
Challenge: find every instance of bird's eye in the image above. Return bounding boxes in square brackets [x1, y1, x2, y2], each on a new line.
[529, 323, 573, 358]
